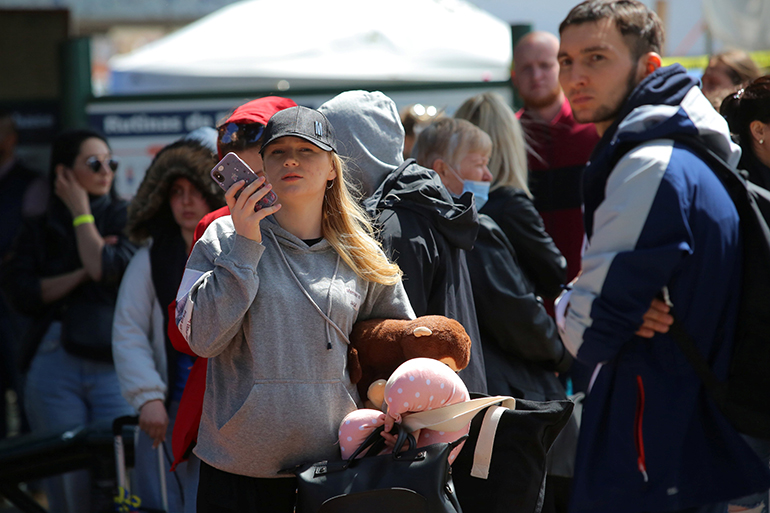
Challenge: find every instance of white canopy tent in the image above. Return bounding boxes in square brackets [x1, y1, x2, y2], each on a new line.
[108, 0, 513, 95]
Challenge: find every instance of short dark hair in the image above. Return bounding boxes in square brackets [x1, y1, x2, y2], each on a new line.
[49, 128, 109, 176]
[721, 75, 770, 157]
[559, 0, 664, 61]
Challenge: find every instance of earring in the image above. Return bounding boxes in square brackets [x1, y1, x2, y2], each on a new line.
[326, 179, 334, 190]
[760, 139, 765, 145]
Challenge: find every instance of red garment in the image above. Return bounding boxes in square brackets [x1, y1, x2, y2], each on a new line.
[517, 98, 599, 285]
[170, 95, 296, 471]
[168, 207, 230, 471]
[216, 96, 297, 158]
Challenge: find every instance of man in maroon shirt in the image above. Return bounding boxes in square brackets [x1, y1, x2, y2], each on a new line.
[513, 31, 599, 287]
[513, 38, 598, 495]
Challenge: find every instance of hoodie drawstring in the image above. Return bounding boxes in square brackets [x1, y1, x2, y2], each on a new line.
[268, 230, 349, 348]
[325, 257, 341, 349]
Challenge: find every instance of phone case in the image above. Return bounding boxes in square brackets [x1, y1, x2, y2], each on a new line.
[210, 152, 277, 211]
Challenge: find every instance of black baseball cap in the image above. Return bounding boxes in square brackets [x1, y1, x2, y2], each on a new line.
[260, 106, 337, 153]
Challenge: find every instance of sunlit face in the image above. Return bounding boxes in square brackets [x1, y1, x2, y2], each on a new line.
[558, 19, 645, 135]
[168, 177, 211, 234]
[701, 59, 739, 96]
[71, 137, 114, 196]
[440, 150, 492, 196]
[261, 136, 337, 204]
[514, 41, 562, 109]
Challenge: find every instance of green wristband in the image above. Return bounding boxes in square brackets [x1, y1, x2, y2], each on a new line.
[72, 214, 95, 227]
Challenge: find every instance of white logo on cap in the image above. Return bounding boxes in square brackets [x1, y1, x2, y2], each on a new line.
[314, 121, 323, 137]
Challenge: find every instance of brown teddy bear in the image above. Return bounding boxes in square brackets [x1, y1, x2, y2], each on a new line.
[347, 315, 472, 408]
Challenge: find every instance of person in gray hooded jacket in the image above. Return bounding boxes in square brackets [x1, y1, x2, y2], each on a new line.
[318, 90, 487, 394]
[175, 106, 414, 512]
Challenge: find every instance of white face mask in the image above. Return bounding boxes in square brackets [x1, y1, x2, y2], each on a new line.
[446, 163, 490, 211]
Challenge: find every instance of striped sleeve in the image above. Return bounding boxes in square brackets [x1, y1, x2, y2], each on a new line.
[562, 141, 694, 364]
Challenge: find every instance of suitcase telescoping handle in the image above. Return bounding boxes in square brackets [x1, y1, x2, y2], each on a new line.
[113, 415, 138, 494]
[112, 415, 169, 512]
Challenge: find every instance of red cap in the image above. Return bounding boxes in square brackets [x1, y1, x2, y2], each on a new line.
[217, 96, 297, 157]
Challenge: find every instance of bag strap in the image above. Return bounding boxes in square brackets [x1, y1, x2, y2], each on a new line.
[400, 395, 516, 433]
[346, 425, 417, 466]
[471, 405, 507, 479]
[668, 312, 729, 410]
[402, 395, 517, 480]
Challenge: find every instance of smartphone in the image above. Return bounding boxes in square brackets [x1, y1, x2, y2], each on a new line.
[210, 152, 277, 211]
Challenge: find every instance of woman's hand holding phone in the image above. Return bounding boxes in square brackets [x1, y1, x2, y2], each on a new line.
[226, 176, 281, 243]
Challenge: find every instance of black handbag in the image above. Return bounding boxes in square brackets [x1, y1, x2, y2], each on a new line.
[293, 426, 465, 513]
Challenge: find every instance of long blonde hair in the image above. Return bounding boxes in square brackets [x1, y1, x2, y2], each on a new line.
[323, 153, 402, 286]
[454, 92, 531, 197]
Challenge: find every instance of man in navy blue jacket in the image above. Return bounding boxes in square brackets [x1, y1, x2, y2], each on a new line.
[554, 1, 770, 512]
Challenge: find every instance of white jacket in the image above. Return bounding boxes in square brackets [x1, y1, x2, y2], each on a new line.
[112, 245, 168, 411]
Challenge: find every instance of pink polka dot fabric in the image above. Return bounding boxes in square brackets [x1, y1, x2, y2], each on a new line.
[338, 408, 386, 458]
[338, 358, 470, 464]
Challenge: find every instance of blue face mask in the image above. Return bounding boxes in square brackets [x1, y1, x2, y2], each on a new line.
[446, 163, 491, 211]
[462, 180, 490, 211]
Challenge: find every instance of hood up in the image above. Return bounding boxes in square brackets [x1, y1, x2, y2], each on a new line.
[126, 139, 225, 244]
[319, 90, 477, 251]
[318, 90, 404, 199]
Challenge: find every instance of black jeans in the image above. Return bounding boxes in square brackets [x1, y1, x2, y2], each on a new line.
[196, 460, 297, 513]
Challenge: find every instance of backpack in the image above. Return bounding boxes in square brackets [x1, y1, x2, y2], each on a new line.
[615, 134, 770, 439]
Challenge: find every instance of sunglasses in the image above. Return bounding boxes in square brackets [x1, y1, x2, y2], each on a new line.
[217, 122, 265, 148]
[85, 156, 119, 173]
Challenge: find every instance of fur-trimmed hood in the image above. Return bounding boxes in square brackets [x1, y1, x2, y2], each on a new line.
[126, 139, 225, 243]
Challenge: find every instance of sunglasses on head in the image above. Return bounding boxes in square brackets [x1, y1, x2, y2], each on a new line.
[85, 156, 119, 173]
[217, 122, 265, 148]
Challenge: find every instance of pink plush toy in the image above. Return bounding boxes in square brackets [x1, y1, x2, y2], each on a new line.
[339, 358, 470, 464]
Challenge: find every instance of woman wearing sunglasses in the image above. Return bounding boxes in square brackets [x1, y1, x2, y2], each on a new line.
[1, 129, 137, 513]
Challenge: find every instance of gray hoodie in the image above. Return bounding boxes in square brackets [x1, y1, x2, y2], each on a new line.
[319, 90, 405, 199]
[319, 91, 487, 394]
[176, 215, 414, 477]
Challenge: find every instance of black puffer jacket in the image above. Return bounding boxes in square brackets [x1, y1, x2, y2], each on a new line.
[468, 214, 572, 401]
[364, 159, 487, 394]
[1, 193, 137, 368]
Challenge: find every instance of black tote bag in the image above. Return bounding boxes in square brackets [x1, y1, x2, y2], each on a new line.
[292, 426, 464, 513]
[451, 397, 574, 513]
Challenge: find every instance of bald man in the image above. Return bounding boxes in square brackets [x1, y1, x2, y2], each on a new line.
[513, 32, 599, 305]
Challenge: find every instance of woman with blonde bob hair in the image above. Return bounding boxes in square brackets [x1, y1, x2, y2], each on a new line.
[455, 92, 566, 300]
[175, 105, 414, 513]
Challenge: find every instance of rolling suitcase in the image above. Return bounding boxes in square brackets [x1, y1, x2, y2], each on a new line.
[113, 415, 169, 513]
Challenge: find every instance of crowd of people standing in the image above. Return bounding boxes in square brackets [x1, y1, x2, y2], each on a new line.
[1, 1, 770, 512]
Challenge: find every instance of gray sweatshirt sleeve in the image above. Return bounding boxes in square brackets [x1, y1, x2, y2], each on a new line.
[176, 222, 266, 358]
[358, 278, 416, 322]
